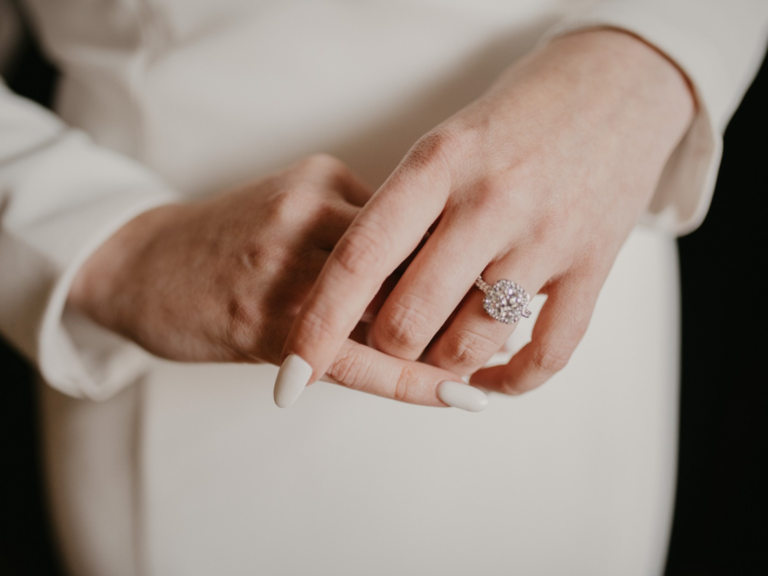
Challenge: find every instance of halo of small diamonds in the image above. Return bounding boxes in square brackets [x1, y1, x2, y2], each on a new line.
[477, 278, 532, 324]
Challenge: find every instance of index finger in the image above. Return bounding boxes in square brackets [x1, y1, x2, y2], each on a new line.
[280, 339, 488, 412]
[276, 135, 454, 405]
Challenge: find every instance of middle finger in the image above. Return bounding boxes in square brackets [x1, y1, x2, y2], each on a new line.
[423, 249, 553, 375]
[368, 206, 506, 361]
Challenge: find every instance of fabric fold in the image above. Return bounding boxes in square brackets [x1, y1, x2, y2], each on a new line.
[0, 82, 177, 399]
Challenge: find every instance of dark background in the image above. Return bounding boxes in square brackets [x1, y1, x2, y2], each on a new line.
[1, 22, 766, 576]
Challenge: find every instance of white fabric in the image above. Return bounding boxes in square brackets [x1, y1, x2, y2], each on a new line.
[0, 83, 178, 398]
[0, 0, 765, 574]
[1, 0, 766, 398]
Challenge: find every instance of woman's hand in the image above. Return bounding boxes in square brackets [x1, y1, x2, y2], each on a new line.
[68, 155, 488, 411]
[280, 29, 695, 400]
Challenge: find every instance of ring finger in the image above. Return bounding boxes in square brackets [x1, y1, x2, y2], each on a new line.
[423, 250, 553, 376]
[368, 208, 506, 362]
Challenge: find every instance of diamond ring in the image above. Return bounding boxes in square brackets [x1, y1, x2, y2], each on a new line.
[475, 276, 532, 324]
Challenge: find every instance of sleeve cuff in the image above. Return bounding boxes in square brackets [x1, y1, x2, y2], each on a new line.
[39, 193, 174, 401]
[0, 130, 179, 400]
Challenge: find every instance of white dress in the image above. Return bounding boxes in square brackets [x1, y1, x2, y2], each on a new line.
[1, 1, 766, 575]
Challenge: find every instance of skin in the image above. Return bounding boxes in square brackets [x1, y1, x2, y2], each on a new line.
[70, 28, 695, 405]
[281, 28, 695, 397]
[68, 154, 467, 407]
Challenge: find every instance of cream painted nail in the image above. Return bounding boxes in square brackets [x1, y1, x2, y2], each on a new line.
[437, 381, 489, 413]
[274, 354, 313, 408]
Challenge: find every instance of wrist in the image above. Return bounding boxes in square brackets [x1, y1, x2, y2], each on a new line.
[67, 203, 183, 331]
[547, 28, 695, 144]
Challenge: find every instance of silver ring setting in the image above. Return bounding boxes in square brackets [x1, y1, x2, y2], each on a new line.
[475, 276, 532, 324]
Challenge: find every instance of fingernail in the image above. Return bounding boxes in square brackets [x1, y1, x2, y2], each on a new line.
[274, 354, 313, 408]
[437, 381, 489, 413]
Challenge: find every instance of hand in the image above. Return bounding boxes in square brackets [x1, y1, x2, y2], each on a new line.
[68, 155, 489, 411]
[281, 29, 695, 398]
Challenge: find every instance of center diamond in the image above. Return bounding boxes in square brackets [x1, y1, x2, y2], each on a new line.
[483, 279, 530, 324]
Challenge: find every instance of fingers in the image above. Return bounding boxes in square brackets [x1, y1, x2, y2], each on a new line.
[287, 155, 373, 248]
[274, 339, 488, 412]
[280, 135, 454, 389]
[311, 200, 361, 249]
[469, 275, 598, 395]
[367, 209, 500, 361]
[333, 163, 376, 207]
[293, 153, 375, 207]
[422, 252, 550, 375]
[226, 248, 330, 366]
[226, 154, 369, 365]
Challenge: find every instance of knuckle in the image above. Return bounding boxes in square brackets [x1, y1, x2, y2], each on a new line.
[403, 129, 463, 174]
[444, 329, 498, 368]
[393, 364, 419, 403]
[298, 154, 357, 192]
[333, 220, 387, 278]
[301, 153, 351, 181]
[312, 197, 347, 224]
[297, 308, 338, 348]
[376, 296, 434, 352]
[328, 346, 367, 390]
[469, 176, 516, 214]
[531, 339, 575, 374]
[475, 175, 510, 201]
[302, 153, 346, 173]
[268, 185, 316, 223]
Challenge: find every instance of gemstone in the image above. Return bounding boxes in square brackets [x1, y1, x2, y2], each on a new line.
[482, 279, 531, 324]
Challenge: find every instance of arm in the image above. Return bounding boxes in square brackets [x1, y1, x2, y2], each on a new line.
[0, 78, 178, 399]
[278, 1, 768, 404]
[67, 155, 489, 411]
[0, 26, 487, 412]
[545, 0, 768, 233]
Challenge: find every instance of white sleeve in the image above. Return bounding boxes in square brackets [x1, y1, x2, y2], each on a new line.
[0, 78, 179, 400]
[543, 0, 768, 235]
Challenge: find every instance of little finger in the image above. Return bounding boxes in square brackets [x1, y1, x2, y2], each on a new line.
[469, 273, 600, 394]
[424, 254, 551, 375]
[368, 210, 502, 361]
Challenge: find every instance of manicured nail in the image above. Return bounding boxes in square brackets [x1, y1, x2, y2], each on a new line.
[437, 381, 489, 412]
[274, 354, 313, 408]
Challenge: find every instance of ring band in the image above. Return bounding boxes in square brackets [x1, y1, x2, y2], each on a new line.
[475, 275, 532, 324]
